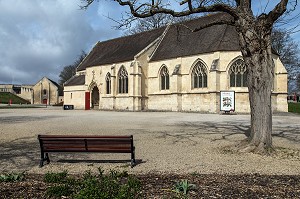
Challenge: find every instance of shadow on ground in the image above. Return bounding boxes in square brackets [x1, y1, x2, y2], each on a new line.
[150, 121, 300, 144]
[0, 115, 61, 124]
[1, 121, 299, 172]
[0, 136, 144, 172]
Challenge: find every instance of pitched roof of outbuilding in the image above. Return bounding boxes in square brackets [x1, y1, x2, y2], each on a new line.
[77, 27, 165, 71]
[48, 78, 60, 88]
[64, 75, 85, 86]
[150, 13, 240, 61]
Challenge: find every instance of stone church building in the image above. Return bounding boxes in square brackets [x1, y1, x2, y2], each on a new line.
[64, 13, 288, 113]
[32, 77, 61, 105]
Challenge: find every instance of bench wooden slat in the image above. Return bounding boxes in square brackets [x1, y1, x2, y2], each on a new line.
[38, 134, 135, 168]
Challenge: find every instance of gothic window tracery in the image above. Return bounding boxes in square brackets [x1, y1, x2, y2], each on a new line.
[191, 61, 207, 88]
[118, 66, 128, 94]
[160, 65, 169, 90]
[229, 59, 247, 87]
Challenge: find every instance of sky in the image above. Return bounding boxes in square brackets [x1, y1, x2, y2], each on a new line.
[0, 0, 125, 85]
[0, 0, 299, 85]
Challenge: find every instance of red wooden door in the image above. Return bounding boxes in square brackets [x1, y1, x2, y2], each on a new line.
[85, 92, 90, 110]
[43, 99, 47, 104]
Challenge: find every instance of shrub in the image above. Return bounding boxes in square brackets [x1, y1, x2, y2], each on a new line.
[46, 184, 73, 197]
[174, 179, 196, 195]
[45, 169, 141, 199]
[44, 170, 68, 183]
[0, 172, 25, 182]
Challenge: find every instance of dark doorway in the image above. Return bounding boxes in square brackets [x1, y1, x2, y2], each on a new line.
[91, 87, 99, 109]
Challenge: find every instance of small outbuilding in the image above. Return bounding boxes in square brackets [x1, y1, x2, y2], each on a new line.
[32, 77, 61, 105]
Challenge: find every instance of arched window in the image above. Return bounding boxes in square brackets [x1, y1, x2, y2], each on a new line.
[160, 66, 169, 90]
[118, 66, 128, 94]
[191, 61, 207, 88]
[229, 59, 247, 87]
[105, 73, 111, 94]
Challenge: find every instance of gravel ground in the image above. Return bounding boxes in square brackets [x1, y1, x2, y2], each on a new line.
[1, 107, 300, 175]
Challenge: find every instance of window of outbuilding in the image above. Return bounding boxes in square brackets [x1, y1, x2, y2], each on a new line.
[43, 89, 47, 95]
[106, 73, 111, 94]
[160, 66, 169, 90]
[118, 66, 128, 94]
[229, 59, 248, 87]
[191, 61, 207, 88]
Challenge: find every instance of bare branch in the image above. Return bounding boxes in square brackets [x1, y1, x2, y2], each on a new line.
[114, 0, 238, 19]
[191, 18, 235, 32]
[80, 0, 96, 9]
[267, 0, 289, 23]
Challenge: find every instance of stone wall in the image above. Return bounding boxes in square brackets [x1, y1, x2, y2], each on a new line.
[65, 50, 288, 113]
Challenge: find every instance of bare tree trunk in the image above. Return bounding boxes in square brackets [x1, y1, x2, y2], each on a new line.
[246, 54, 274, 153]
[236, 17, 274, 154]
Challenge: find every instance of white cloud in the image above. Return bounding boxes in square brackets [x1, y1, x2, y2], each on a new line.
[0, 0, 122, 85]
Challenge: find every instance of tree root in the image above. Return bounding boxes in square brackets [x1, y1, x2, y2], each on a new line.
[227, 139, 274, 155]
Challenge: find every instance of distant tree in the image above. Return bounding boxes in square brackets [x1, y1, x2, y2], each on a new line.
[123, 14, 196, 35]
[59, 51, 87, 86]
[297, 73, 300, 91]
[272, 28, 300, 92]
[272, 28, 299, 71]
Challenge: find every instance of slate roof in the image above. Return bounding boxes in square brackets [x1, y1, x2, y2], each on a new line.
[77, 27, 165, 71]
[64, 75, 85, 86]
[48, 78, 60, 88]
[76, 13, 244, 71]
[150, 13, 240, 61]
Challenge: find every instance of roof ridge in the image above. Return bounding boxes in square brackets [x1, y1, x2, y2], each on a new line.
[148, 24, 171, 61]
[97, 26, 165, 45]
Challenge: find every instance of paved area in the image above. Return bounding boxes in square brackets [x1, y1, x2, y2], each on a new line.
[0, 107, 300, 175]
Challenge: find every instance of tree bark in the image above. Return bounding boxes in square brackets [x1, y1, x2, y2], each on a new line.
[236, 14, 274, 154]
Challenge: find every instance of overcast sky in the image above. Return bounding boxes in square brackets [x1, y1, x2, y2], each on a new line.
[0, 0, 125, 85]
[0, 0, 299, 85]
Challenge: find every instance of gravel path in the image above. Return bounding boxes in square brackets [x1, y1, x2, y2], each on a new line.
[1, 107, 300, 175]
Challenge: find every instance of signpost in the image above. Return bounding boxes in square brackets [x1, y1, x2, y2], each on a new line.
[220, 91, 235, 113]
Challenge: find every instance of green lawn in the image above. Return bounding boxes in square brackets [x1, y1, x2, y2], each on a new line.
[0, 92, 30, 104]
[288, 102, 300, 114]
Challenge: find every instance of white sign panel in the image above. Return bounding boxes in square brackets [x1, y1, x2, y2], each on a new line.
[220, 91, 235, 112]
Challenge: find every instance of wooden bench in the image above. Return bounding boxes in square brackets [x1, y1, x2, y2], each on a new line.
[38, 135, 136, 168]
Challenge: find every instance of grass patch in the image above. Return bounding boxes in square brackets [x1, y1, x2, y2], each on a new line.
[0, 92, 30, 104]
[288, 103, 300, 114]
[0, 105, 42, 109]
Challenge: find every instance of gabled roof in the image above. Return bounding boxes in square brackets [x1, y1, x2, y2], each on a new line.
[64, 75, 85, 86]
[77, 13, 242, 71]
[48, 78, 60, 88]
[77, 27, 165, 71]
[34, 77, 60, 88]
[150, 13, 240, 61]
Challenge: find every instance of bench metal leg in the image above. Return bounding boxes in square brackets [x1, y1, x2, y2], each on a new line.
[131, 148, 136, 168]
[39, 160, 44, 167]
[39, 152, 50, 167]
[46, 153, 50, 164]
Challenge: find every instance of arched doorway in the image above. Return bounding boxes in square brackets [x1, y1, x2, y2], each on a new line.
[91, 86, 99, 109]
